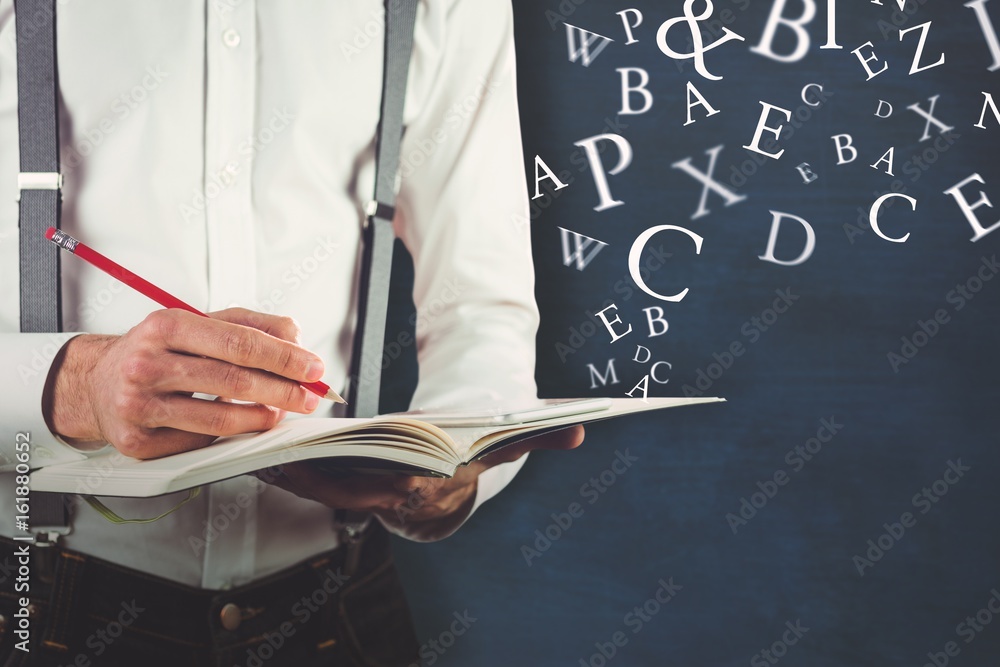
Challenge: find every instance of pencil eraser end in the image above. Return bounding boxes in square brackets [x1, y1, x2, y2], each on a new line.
[44, 227, 56, 241]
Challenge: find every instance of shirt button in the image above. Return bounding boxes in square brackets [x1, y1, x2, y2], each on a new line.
[222, 28, 241, 48]
[219, 603, 242, 631]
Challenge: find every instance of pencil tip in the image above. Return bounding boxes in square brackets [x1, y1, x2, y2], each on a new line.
[324, 389, 347, 404]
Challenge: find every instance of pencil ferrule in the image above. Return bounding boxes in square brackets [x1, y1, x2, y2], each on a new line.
[49, 229, 79, 253]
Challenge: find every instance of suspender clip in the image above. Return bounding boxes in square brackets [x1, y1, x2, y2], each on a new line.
[16, 171, 63, 201]
[364, 200, 395, 225]
[34, 526, 71, 548]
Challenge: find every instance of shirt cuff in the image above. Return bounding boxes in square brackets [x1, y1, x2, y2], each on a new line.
[0, 333, 91, 471]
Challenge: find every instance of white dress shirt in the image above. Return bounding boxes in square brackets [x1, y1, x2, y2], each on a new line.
[0, 0, 537, 589]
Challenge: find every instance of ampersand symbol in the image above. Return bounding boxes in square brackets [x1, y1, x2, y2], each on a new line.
[656, 0, 746, 81]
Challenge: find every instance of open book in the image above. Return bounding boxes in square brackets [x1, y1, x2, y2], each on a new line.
[29, 396, 723, 498]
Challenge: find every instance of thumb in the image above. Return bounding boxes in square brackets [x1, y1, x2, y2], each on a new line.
[478, 425, 585, 468]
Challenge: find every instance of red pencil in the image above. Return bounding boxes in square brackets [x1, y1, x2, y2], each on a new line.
[45, 227, 346, 404]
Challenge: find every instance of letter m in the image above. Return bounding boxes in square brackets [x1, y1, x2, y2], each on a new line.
[559, 227, 608, 271]
[587, 359, 619, 389]
[565, 23, 613, 67]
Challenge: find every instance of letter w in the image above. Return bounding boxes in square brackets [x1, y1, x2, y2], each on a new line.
[565, 23, 613, 67]
[559, 227, 608, 271]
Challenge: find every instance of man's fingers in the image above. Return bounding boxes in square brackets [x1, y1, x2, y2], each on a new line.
[479, 425, 586, 468]
[115, 428, 217, 460]
[209, 308, 303, 344]
[141, 394, 286, 438]
[271, 464, 404, 510]
[154, 355, 320, 414]
[143, 310, 324, 382]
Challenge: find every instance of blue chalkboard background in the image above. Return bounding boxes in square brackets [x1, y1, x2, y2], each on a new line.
[384, 1, 1000, 665]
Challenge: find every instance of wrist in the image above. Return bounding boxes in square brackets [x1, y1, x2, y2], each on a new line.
[43, 334, 113, 443]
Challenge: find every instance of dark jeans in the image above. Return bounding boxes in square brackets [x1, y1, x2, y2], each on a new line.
[0, 524, 419, 667]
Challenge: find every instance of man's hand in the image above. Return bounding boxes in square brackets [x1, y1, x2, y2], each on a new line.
[44, 308, 326, 459]
[263, 425, 586, 538]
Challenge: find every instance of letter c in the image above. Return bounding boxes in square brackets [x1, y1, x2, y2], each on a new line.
[870, 193, 917, 243]
[801, 83, 824, 107]
[629, 225, 703, 303]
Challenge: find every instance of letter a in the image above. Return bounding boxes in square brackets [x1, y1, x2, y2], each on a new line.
[533, 155, 569, 199]
[626, 375, 650, 402]
[684, 81, 720, 126]
[559, 227, 609, 271]
[565, 23, 613, 67]
[870, 147, 896, 176]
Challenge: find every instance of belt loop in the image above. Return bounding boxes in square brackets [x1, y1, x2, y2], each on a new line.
[41, 551, 87, 654]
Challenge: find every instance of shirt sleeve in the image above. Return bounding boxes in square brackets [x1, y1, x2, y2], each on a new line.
[376, 0, 538, 541]
[0, 333, 90, 471]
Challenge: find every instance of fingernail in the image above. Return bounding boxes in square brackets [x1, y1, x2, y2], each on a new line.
[304, 393, 320, 412]
[307, 360, 325, 382]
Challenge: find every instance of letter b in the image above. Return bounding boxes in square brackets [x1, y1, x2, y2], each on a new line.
[617, 68, 653, 115]
[750, 0, 817, 63]
[833, 134, 857, 165]
[644, 307, 669, 337]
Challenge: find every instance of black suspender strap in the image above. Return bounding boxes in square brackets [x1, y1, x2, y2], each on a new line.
[346, 0, 419, 419]
[16, 0, 62, 333]
[14, 0, 71, 543]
